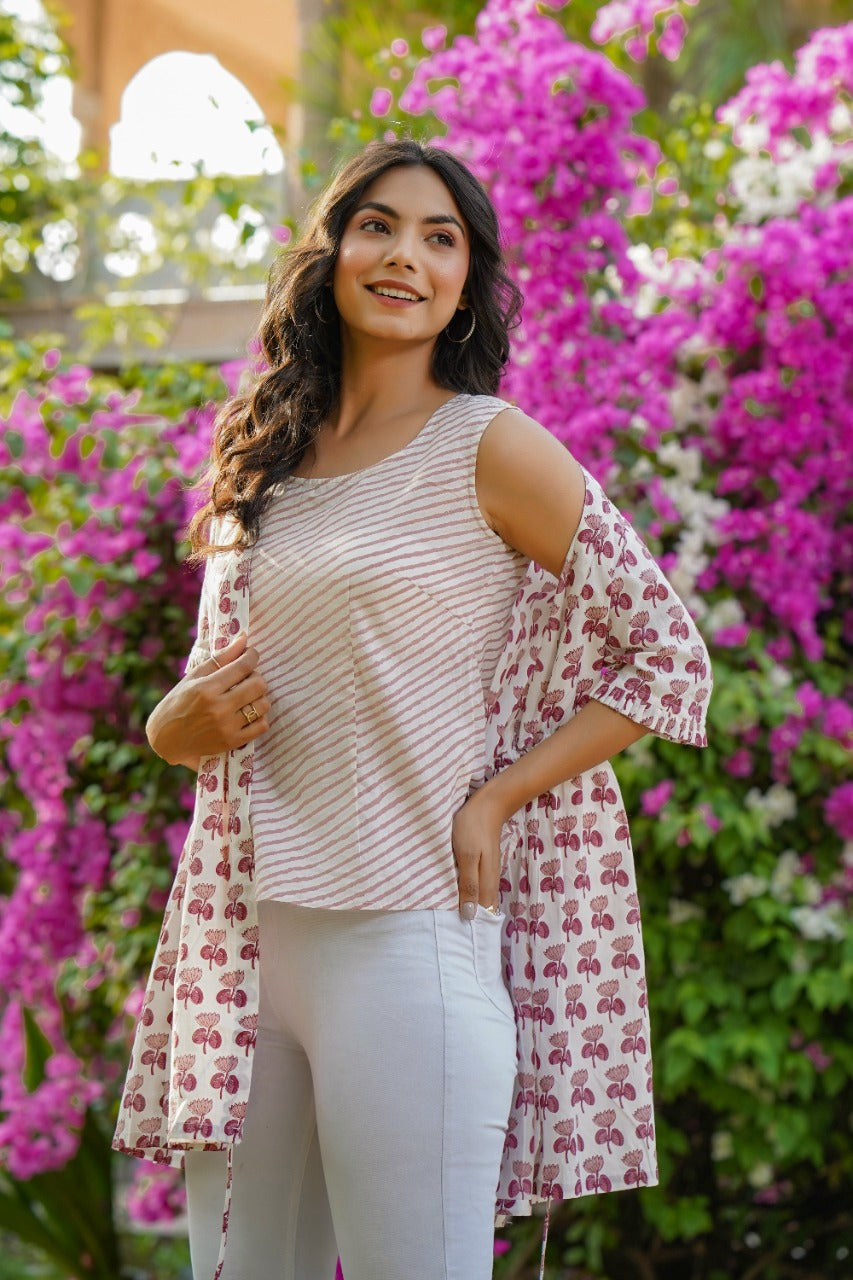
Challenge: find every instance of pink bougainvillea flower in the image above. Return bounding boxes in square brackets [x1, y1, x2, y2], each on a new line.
[719, 22, 853, 160]
[591, 0, 697, 61]
[369, 87, 393, 117]
[657, 11, 687, 61]
[724, 749, 753, 779]
[824, 783, 853, 842]
[641, 780, 675, 816]
[802, 1041, 833, 1072]
[421, 24, 447, 51]
[697, 803, 722, 834]
[126, 1161, 187, 1225]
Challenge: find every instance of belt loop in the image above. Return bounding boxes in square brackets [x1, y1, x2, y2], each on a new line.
[537, 1195, 552, 1280]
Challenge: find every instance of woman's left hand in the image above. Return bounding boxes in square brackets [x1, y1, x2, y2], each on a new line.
[451, 786, 506, 920]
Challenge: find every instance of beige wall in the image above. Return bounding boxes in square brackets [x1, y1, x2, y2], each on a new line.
[62, 0, 301, 160]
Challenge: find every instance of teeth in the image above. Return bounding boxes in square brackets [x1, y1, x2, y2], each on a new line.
[370, 286, 421, 301]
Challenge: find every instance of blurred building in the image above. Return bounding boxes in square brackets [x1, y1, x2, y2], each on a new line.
[63, 0, 301, 161]
[8, 0, 333, 365]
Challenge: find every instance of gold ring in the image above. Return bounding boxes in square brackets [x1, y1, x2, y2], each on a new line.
[485, 904, 499, 914]
[211, 654, 222, 669]
[241, 703, 259, 725]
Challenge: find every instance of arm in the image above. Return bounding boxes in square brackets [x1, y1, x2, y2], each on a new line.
[452, 699, 649, 917]
[476, 698, 649, 823]
[148, 545, 271, 771]
[455, 408, 646, 913]
[146, 632, 272, 772]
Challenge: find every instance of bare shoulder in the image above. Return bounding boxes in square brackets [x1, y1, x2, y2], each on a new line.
[475, 404, 586, 580]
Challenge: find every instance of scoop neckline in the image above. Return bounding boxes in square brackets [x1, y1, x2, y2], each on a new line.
[285, 392, 465, 485]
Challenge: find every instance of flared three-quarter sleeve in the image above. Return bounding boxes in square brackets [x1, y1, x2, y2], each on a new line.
[485, 466, 712, 765]
[562, 469, 711, 747]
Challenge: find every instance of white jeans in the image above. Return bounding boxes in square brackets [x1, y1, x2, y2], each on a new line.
[184, 899, 518, 1280]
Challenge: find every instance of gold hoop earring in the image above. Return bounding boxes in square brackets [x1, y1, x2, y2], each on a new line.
[445, 310, 476, 343]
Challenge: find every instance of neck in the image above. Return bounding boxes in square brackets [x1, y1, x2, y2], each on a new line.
[330, 335, 448, 439]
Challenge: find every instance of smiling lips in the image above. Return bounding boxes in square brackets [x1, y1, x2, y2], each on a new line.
[366, 280, 425, 304]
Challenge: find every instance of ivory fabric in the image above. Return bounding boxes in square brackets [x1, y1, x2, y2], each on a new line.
[249, 394, 530, 909]
[112, 394, 712, 1266]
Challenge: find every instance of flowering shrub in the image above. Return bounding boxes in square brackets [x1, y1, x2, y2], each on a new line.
[394, 2, 853, 1274]
[0, 335, 223, 1275]
[686, 198, 852, 661]
[400, 0, 690, 476]
[590, 0, 700, 63]
[718, 23, 853, 222]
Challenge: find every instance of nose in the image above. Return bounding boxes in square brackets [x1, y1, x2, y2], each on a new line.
[383, 226, 418, 271]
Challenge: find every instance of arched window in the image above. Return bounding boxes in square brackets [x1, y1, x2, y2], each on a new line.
[110, 52, 283, 180]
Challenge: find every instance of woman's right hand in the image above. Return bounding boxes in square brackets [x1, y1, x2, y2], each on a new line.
[145, 632, 271, 772]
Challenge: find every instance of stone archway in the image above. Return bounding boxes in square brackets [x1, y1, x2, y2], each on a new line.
[109, 51, 285, 179]
[61, 0, 302, 162]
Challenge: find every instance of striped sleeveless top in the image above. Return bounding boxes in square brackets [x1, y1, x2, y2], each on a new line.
[248, 393, 530, 910]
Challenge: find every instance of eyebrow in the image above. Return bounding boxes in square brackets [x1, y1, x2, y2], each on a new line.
[353, 200, 466, 238]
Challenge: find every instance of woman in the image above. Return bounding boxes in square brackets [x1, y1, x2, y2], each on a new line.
[113, 138, 711, 1280]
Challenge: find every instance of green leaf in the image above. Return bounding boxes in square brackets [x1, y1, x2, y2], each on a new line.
[0, 1186, 70, 1266]
[21, 1006, 52, 1094]
[804, 968, 846, 1011]
[769, 971, 803, 1011]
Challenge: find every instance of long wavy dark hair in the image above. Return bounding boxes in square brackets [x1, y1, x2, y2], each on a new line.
[188, 137, 523, 557]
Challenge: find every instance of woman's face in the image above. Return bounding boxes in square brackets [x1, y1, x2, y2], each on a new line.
[331, 164, 472, 348]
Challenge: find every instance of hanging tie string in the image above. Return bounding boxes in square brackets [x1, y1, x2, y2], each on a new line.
[212, 1142, 235, 1280]
[537, 1196, 552, 1280]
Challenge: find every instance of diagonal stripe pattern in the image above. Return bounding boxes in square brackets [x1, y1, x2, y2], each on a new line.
[249, 394, 530, 909]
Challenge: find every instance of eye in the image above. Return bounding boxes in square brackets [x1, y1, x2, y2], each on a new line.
[430, 230, 456, 247]
[359, 217, 389, 233]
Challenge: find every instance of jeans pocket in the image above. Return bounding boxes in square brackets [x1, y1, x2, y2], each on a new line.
[470, 906, 515, 1024]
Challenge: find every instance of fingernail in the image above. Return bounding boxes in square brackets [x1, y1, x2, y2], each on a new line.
[460, 901, 477, 921]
